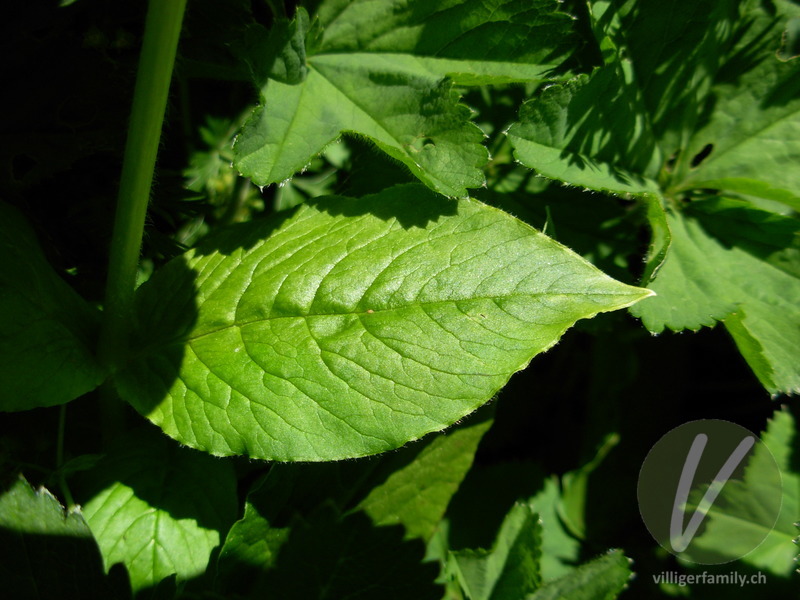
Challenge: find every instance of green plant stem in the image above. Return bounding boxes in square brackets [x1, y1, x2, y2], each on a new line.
[98, 0, 187, 375]
[56, 405, 75, 508]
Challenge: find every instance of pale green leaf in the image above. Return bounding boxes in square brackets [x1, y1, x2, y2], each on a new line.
[0, 202, 105, 411]
[356, 410, 493, 540]
[451, 502, 543, 600]
[117, 184, 650, 461]
[528, 550, 632, 600]
[80, 429, 237, 592]
[686, 409, 800, 575]
[0, 476, 121, 599]
[630, 198, 800, 394]
[234, 0, 577, 197]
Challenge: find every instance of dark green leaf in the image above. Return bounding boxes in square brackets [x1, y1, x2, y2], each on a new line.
[0, 202, 105, 411]
[507, 65, 662, 196]
[246, 503, 441, 599]
[217, 409, 493, 593]
[674, 52, 800, 209]
[0, 476, 127, 599]
[233, 8, 309, 86]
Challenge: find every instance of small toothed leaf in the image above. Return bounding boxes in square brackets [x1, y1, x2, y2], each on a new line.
[631, 197, 800, 395]
[79, 429, 237, 592]
[528, 550, 633, 600]
[234, 0, 577, 197]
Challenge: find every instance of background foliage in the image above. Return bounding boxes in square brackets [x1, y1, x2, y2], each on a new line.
[1, 0, 798, 598]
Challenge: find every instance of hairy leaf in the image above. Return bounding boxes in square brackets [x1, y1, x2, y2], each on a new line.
[117, 185, 650, 461]
[80, 429, 237, 592]
[630, 198, 800, 394]
[671, 0, 800, 207]
[590, 0, 740, 161]
[0, 202, 105, 411]
[528, 550, 632, 600]
[234, 0, 576, 197]
[507, 64, 661, 196]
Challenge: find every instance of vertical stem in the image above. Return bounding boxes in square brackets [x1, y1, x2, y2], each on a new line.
[56, 405, 75, 508]
[98, 0, 187, 373]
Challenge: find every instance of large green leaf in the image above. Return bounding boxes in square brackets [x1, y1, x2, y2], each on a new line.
[234, 0, 576, 197]
[0, 476, 125, 599]
[0, 202, 105, 411]
[450, 502, 543, 600]
[685, 409, 800, 575]
[79, 429, 237, 593]
[117, 184, 650, 461]
[505, 2, 800, 392]
[630, 198, 800, 395]
[506, 0, 737, 196]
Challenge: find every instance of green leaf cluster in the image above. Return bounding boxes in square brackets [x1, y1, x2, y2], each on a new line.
[506, 0, 800, 394]
[2, 0, 799, 597]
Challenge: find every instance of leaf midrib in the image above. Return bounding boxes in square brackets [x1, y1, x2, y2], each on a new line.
[181, 289, 635, 344]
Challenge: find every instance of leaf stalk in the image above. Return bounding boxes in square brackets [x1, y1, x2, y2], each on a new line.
[98, 0, 187, 371]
